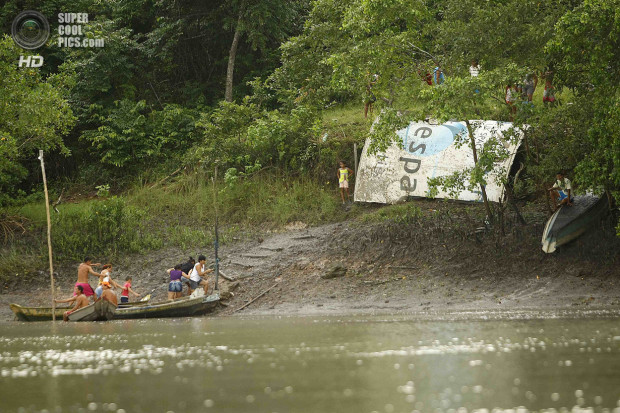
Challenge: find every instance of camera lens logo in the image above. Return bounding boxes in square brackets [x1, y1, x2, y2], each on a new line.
[12, 11, 50, 50]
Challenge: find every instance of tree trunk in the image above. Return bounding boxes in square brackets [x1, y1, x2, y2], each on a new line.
[225, 11, 244, 103]
[465, 120, 494, 221]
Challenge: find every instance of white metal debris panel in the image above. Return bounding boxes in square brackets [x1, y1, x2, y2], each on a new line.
[354, 120, 522, 204]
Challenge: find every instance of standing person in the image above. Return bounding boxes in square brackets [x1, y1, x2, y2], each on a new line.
[419, 69, 433, 86]
[432, 66, 445, 85]
[521, 72, 538, 102]
[364, 73, 378, 119]
[75, 257, 102, 300]
[505, 82, 518, 121]
[469, 60, 481, 77]
[120, 276, 141, 304]
[337, 161, 354, 204]
[542, 71, 556, 106]
[56, 285, 89, 321]
[95, 264, 123, 299]
[189, 255, 213, 295]
[167, 265, 191, 300]
[548, 171, 573, 209]
[469, 59, 481, 94]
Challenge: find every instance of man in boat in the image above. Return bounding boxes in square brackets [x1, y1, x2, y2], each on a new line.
[99, 282, 118, 307]
[76, 256, 103, 300]
[548, 171, 573, 209]
[55, 285, 90, 321]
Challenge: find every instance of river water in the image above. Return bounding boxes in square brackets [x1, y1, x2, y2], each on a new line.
[1, 310, 620, 413]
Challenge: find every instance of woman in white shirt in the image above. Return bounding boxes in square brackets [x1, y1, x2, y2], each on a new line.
[189, 255, 213, 295]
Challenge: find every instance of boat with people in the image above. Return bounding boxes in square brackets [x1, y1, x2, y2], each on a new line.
[113, 292, 220, 320]
[68, 298, 117, 321]
[541, 194, 608, 253]
[10, 299, 150, 322]
[10, 293, 219, 321]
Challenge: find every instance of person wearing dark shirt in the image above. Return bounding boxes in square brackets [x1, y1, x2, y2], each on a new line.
[180, 257, 195, 296]
[167, 264, 191, 299]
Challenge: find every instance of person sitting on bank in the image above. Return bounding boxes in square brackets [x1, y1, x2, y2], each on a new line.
[55, 285, 89, 321]
[188, 255, 213, 295]
[99, 282, 118, 307]
[167, 265, 191, 300]
[120, 276, 141, 304]
[548, 171, 573, 209]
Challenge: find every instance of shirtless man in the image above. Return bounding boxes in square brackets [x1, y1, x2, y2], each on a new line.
[99, 282, 118, 307]
[55, 285, 90, 321]
[76, 256, 102, 300]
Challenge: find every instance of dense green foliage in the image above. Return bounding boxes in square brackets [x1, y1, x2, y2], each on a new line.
[0, 37, 74, 205]
[0, 0, 619, 276]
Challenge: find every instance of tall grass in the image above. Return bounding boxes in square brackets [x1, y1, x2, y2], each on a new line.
[0, 174, 348, 280]
[128, 172, 345, 229]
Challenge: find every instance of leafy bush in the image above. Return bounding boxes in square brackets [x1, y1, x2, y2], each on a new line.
[82, 101, 199, 169]
[52, 197, 162, 261]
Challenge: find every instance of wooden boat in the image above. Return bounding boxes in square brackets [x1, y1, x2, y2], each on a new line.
[112, 292, 219, 320]
[10, 294, 219, 321]
[10, 304, 69, 322]
[68, 299, 117, 321]
[542, 195, 608, 253]
[10, 299, 150, 322]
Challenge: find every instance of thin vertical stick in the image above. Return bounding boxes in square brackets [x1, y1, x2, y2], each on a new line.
[38, 150, 56, 321]
[353, 143, 358, 174]
[212, 166, 220, 291]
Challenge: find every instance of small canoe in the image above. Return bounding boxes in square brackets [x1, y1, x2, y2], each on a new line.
[10, 299, 150, 322]
[10, 304, 69, 322]
[542, 195, 608, 253]
[113, 292, 219, 320]
[68, 299, 117, 322]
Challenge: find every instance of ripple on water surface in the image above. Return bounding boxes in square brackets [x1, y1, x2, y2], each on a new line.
[1, 313, 620, 412]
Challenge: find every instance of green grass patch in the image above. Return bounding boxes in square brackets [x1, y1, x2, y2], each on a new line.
[0, 173, 349, 282]
[359, 202, 423, 224]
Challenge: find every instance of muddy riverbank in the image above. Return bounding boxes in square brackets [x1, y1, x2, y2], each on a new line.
[2, 202, 619, 321]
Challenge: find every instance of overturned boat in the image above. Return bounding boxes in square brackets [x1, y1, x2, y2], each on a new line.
[541, 195, 608, 253]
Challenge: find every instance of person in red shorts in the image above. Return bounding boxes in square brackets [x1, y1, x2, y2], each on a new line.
[74, 256, 103, 300]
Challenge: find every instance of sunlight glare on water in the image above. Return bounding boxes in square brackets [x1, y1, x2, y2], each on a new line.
[1, 312, 620, 412]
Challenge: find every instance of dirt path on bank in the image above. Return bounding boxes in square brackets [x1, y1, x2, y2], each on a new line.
[2, 203, 620, 322]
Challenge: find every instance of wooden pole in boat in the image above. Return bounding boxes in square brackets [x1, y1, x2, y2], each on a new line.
[212, 165, 220, 291]
[38, 150, 56, 321]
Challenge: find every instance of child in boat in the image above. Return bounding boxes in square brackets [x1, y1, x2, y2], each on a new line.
[120, 276, 141, 304]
